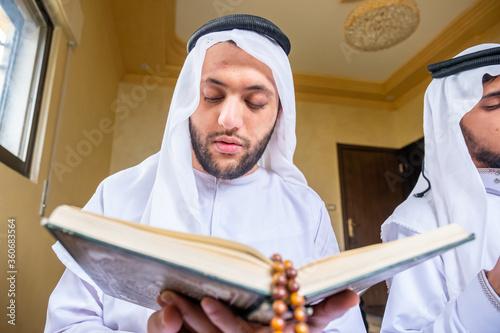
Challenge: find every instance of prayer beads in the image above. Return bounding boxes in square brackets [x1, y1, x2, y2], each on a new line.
[270, 254, 309, 333]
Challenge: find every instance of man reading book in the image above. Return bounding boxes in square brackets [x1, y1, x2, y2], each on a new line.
[380, 44, 500, 332]
[44, 14, 366, 332]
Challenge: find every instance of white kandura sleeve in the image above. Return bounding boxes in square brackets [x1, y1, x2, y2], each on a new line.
[381, 227, 500, 333]
[44, 185, 124, 332]
[314, 205, 368, 333]
[44, 269, 115, 333]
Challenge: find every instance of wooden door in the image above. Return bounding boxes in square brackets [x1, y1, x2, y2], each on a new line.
[337, 144, 406, 316]
[398, 138, 424, 198]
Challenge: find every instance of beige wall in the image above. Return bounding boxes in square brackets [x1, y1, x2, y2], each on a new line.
[393, 91, 425, 147]
[0, 1, 123, 332]
[109, 84, 173, 174]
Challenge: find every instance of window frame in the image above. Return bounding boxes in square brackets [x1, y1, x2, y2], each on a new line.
[0, 0, 53, 177]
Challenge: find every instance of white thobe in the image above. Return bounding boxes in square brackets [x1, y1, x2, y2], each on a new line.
[381, 172, 500, 332]
[45, 167, 366, 332]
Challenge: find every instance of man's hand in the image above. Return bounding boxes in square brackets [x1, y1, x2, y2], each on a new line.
[486, 256, 500, 296]
[147, 291, 220, 333]
[148, 290, 359, 333]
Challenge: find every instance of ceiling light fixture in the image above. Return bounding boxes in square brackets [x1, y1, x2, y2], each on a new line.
[344, 0, 420, 52]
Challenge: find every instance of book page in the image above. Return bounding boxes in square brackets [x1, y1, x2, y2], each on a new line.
[297, 223, 473, 298]
[53, 206, 272, 264]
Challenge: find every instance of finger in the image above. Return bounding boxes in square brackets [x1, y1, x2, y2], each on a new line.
[201, 297, 253, 333]
[147, 305, 183, 333]
[160, 291, 221, 333]
[307, 290, 360, 329]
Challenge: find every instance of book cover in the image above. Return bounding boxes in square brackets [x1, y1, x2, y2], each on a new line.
[48, 225, 273, 321]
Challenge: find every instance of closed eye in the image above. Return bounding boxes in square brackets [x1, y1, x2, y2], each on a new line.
[484, 104, 500, 111]
[204, 96, 223, 103]
[246, 101, 265, 109]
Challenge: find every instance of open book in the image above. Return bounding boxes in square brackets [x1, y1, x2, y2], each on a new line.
[42, 205, 474, 323]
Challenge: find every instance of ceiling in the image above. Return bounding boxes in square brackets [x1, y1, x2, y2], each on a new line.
[176, 0, 475, 81]
[109, 0, 500, 109]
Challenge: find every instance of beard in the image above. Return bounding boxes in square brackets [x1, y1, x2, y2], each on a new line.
[460, 120, 500, 168]
[189, 118, 277, 179]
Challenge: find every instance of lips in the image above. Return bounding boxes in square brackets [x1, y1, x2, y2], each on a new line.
[213, 136, 243, 154]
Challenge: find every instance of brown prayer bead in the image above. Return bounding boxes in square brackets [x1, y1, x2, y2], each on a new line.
[273, 261, 285, 272]
[273, 272, 287, 285]
[288, 279, 300, 292]
[272, 300, 287, 315]
[271, 253, 282, 262]
[270, 316, 285, 330]
[290, 292, 305, 307]
[294, 307, 307, 322]
[283, 260, 293, 269]
[285, 267, 297, 279]
[272, 286, 287, 300]
[295, 322, 309, 333]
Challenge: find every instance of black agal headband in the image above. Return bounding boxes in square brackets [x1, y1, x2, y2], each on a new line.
[187, 14, 291, 56]
[427, 46, 500, 78]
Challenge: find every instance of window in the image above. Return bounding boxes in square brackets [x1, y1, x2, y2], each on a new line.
[0, 0, 52, 176]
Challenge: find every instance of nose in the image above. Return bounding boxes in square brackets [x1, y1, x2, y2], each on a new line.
[218, 97, 244, 130]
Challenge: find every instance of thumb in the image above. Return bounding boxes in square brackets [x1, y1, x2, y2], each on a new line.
[308, 290, 360, 329]
[147, 298, 183, 333]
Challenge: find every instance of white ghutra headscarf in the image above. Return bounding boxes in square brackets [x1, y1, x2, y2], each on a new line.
[382, 43, 500, 299]
[137, 26, 307, 234]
